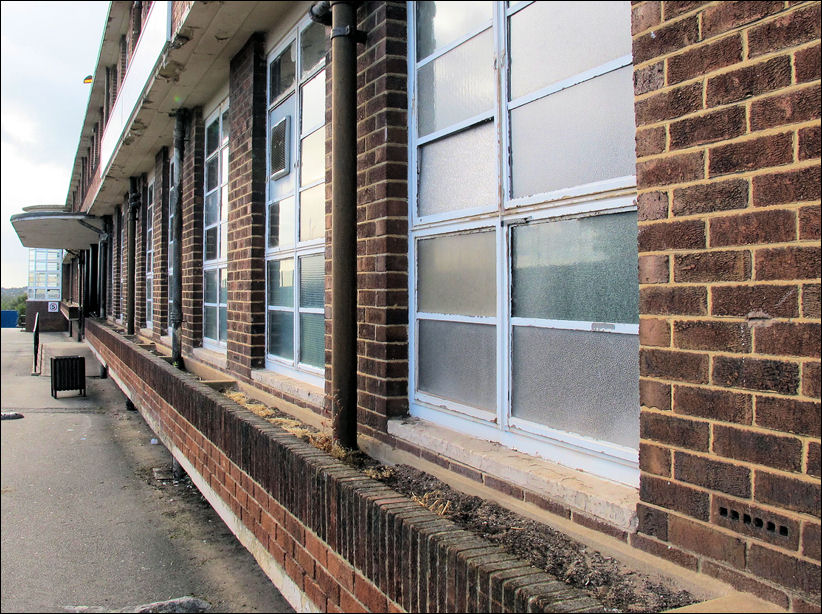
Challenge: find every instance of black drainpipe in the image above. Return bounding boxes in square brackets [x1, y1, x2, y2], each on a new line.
[171, 109, 187, 368]
[311, 1, 364, 450]
[127, 176, 140, 335]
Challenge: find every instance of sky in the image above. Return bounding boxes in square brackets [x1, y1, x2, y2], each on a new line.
[1, 1, 109, 288]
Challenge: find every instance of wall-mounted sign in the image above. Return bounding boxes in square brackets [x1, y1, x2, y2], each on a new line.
[48, 302, 59, 313]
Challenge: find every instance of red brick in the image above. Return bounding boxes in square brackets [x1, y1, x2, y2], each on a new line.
[755, 471, 821, 516]
[748, 3, 822, 58]
[326, 552, 355, 592]
[755, 322, 821, 359]
[706, 56, 792, 107]
[674, 250, 751, 283]
[672, 179, 749, 216]
[304, 577, 327, 612]
[639, 474, 710, 521]
[640, 348, 709, 384]
[662, 2, 708, 20]
[701, 561, 790, 610]
[640, 317, 671, 347]
[673, 385, 752, 424]
[753, 166, 821, 207]
[803, 522, 821, 562]
[804, 361, 821, 399]
[792, 596, 822, 613]
[641, 412, 709, 451]
[669, 515, 746, 568]
[637, 191, 669, 221]
[667, 35, 743, 85]
[708, 133, 793, 177]
[796, 42, 822, 83]
[636, 126, 667, 157]
[354, 576, 388, 614]
[711, 284, 799, 318]
[639, 219, 705, 251]
[674, 320, 751, 352]
[631, 1, 661, 35]
[636, 502, 669, 540]
[640, 379, 672, 411]
[758, 394, 821, 439]
[799, 205, 821, 240]
[747, 543, 822, 596]
[751, 85, 821, 131]
[637, 152, 705, 187]
[711, 494, 801, 551]
[634, 62, 665, 96]
[710, 209, 795, 247]
[640, 286, 707, 316]
[674, 451, 751, 498]
[339, 587, 367, 613]
[629, 532, 699, 570]
[633, 16, 700, 64]
[804, 284, 820, 318]
[799, 125, 821, 162]
[639, 254, 669, 283]
[755, 247, 821, 281]
[713, 355, 801, 395]
[640, 442, 672, 477]
[714, 425, 802, 472]
[702, 2, 785, 39]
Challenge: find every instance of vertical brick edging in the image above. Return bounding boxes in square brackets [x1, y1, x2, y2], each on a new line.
[86, 319, 603, 613]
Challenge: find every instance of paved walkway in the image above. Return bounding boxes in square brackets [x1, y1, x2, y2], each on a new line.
[1, 328, 293, 613]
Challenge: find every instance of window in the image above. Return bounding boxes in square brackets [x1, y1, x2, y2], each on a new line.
[27, 248, 62, 300]
[264, 20, 328, 383]
[203, 101, 230, 349]
[167, 152, 176, 337]
[145, 177, 155, 328]
[120, 208, 126, 319]
[409, 1, 639, 485]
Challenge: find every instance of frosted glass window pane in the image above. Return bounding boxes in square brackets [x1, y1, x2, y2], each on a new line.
[221, 110, 229, 143]
[206, 119, 219, 155]
[204, 306, 218, 340]
[205, 191, 219, 226]
[267, 259, 294, 307]
[146, 282, 152, 300]
[46, 289, 60, 299]
[301, 21, 328, 79]
[418, 320, 495, 412]
[418, 121, 497, 217]
[417, 29, 494, 137]
[205, 227, 218, 261]
[221, 185, 229, 221]
[300, 129, 325, 186]
[221, 148, 229, 184]
[219, 306, 227, 342]
[510, 66, 637, 197]
[301, 70, 325, 132]
[220, 224, 228, 260]
[416, 1, 492, 60]
[270, 117, 290, 178]
[299, 184, 324, 242]
[268, 311, 294, 360]
[268, 198, 295, 249]
[206, 156, 219, 191]
[300, 254, 324, 308]
[270, 42, 296, 103]
[219, 268, 227, 304]
[300, 313, 324, 368]
[512, 326, 639, 448]
[509, 1, 632, 100]
[418, 231, 495, 316]
[512, 212, 638, 324]
[204, 270, 218, 304]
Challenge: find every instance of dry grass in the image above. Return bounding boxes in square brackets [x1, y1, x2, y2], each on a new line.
[412, 490, 451, 516]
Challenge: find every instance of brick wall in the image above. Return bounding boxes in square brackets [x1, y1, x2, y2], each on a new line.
[111, 206, 122, 321]
[182, 109, 204, 352]
[336, 1, 409, 437]
[226, 33, 267, 377]
[86, 319, 603, 613]
[136, 175, 146, 329]
[25, 302, 66, 333]
[632, 2, 821, 609]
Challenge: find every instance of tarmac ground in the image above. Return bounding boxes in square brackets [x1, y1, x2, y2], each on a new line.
[1, 327, 294, 613]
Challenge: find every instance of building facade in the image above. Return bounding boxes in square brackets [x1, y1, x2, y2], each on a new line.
[13, 1, 820, 611]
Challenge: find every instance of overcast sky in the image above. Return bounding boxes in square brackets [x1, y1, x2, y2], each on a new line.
[1, 1, 109, 288]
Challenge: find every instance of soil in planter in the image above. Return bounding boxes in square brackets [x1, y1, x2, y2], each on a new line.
[224, 391, 698, 612]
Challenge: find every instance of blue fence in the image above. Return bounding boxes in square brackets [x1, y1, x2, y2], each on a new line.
[1, 310, 19, 328]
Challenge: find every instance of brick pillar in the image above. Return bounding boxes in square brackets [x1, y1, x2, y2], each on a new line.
[226, 32, 267, 377]
[335, 1, 409, 437]
[631, 2, 820, 609]
[153, 147, 169, 339]
[182, 109, 205, 352]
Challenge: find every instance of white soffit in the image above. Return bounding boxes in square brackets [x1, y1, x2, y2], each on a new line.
[11, 211, 104, 249]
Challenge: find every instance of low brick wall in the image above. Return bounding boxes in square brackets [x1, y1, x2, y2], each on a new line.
[85, 318, 601, 613]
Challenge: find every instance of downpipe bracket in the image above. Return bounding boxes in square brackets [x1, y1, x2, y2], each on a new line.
[331, 25, 366, 44]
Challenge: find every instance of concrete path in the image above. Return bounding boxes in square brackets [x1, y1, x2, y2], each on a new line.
[1, 328, 294, 613]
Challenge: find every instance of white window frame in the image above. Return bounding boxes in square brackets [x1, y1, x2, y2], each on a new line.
[167, 151, 176, 337]
[27, 248, 62, 301]
[263, 18, 328, 387]
[145, 174, 155, 329]
[203, 100, 230, 351]
[407, 1, 639, 486]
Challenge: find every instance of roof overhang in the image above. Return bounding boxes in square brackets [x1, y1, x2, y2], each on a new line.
[11, 210, 105, 250]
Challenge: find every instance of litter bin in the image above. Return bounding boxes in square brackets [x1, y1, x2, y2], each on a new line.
[51, 355, 86, 398]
